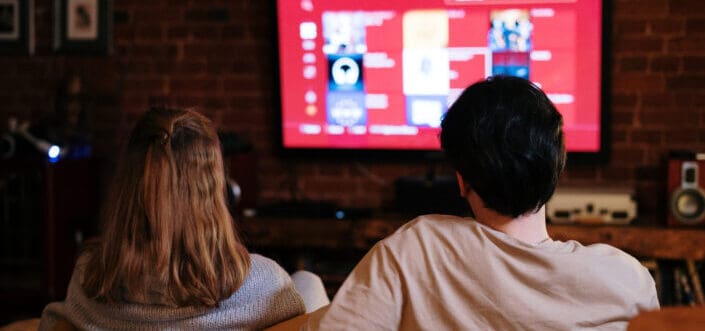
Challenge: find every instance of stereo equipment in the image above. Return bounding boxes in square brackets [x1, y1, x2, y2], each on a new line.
[226, 151, 258, 217]
[668, 155, 705, 226]
[394, 175, 468, 216]
[547, 187, 637, 225]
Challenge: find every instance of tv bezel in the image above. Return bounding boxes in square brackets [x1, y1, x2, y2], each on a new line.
[272, 0, 611, 164]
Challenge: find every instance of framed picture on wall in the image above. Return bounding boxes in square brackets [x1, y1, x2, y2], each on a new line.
[0, 0, 34, 55]
[53, 0, 112, 54]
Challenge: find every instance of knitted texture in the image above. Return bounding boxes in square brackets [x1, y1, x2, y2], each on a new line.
[39, 254, 306, 330]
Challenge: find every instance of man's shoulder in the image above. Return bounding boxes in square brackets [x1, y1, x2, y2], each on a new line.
[554, 240, 652, 286]
[374, 214, 480, 259]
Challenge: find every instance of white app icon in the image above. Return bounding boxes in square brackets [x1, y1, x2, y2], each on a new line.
[300, 22, 317, 40]
[331, 57, 360, 85]
[305, 90, 317, 103]
[303, 65, 317, 79]
[301, 0, 313, 11]
[302, 40, 316, 50]
[303, 53, 316, 64]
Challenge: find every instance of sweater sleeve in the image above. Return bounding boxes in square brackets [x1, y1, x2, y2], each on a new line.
[243, 254, 307, 330]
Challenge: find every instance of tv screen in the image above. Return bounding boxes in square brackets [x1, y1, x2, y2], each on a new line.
[275, 0, 607, 159]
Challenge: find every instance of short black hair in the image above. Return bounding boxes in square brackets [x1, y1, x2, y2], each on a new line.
[440, 76, 565, 217]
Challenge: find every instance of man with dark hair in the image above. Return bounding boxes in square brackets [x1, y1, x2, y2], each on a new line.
[303, 76, 658, 330]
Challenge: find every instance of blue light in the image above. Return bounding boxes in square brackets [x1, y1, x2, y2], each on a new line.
[48, 145, 60, 163]
[335, 210, 345, 220]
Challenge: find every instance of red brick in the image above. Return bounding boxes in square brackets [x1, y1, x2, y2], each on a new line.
[641, 93, 673, 109]
[686, 18, 705, 35]
[135, 25, 164, 41]
[615, 19, 648, 35]
[665, 75, 705, 90]
[664, 129, 700, 144]
[123, 60, 155, 75]
[670, 1, 705, 15]
[612, 129, 628, 144]
[611, 147, 645, 165]
[223, 24, 247, 39]
[640, 110, 699, 127]
[122, 44, 179, 59]
[612, 93, 638, 108]
[184, 43, 243, 58]
[302, 178, 359, 195]
[114, 25, 135, 40]
[168, 26, 188, 40]
[169, 77, 221, 93]
[683, 56, 705, 72]
[223, 75, 263, 91]
[648, 18, 685, 35]
[613, 0, 669, 18]
[603, 166, 634, 181]
[618, 56, 648, 72]
[612, 74, 665, 92]
[184, 8, 229, 23]
[171, 60, 207, 75]
[122, 78, 164, 92]
[650, 56, 680, 73]
[190, 26, 221, 40]
[614, 36, 664, 53]
[669, 37, 705, 52]
[631, 129, 663, 144]
[634, 165, 665, 181]
[133, 8, 182, 23]
[561, 165, 598, 180]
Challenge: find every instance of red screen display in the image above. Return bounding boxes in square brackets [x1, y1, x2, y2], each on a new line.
[277, 0, 603, 152]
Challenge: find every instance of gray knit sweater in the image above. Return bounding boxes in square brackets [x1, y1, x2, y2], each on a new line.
[39, 254, 306, 330]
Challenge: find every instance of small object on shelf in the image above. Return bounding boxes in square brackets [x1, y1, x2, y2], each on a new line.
[686, 260, 705, 306]
[546, 187, 636, 225]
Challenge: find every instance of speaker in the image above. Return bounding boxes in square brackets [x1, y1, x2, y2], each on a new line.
[394, 175, 468, 216]
[668, 156, 705, 226]
[226, 151, 258, 217]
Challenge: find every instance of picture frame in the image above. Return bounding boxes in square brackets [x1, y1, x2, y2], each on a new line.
[53, 0, 112, 54]
[0, 0, 34, 55]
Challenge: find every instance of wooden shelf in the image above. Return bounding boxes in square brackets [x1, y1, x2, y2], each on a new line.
[239, 216, 705, 260]
[548, 224, 705, 260]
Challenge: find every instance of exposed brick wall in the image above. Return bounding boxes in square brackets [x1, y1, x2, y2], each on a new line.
[0, 0, 703, 225]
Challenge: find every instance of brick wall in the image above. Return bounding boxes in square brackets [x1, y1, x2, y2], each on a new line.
[1, 0, 703, 225]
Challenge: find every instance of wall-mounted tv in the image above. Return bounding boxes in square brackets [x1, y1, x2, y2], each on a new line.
[275, 0, 609, 162]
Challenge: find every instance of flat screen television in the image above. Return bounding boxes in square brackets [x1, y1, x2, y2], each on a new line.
[275, 0, 609, 162]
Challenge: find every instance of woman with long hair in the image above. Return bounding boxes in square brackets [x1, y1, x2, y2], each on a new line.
[40, 108, 307, 330]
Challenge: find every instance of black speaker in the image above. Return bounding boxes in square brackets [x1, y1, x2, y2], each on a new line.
[668, 156, 705, 226]
[394, 175, 468, 216]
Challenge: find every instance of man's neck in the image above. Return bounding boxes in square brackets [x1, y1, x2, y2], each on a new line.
[468, 192, 549, 244]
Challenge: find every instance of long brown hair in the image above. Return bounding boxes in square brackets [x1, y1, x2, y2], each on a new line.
[83, 108, 250, 307]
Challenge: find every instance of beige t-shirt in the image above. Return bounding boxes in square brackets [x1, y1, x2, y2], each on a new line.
[305, 214, 659, 330]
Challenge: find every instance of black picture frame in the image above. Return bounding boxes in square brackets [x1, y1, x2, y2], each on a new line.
[0, 0, 34, 55]
[53, 0, 111, 54]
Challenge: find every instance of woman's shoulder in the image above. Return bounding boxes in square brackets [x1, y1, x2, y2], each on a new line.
[242, 254, 294, 291]
[249, 254, 289, 277]
[222, 254, 305, 313]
